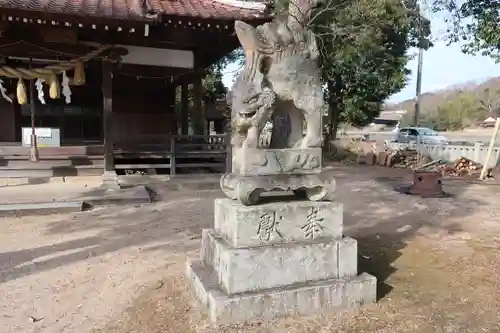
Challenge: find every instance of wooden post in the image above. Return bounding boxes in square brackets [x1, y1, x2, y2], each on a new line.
[28, 59, 39, 162]
[170, 135, 176, 177]
[13, 93, 21, 142]
[181, 81, 189, 135]
[102, 60, 114, 173]
[167, 83, 176, 120]
[192, 74, 204, 135]
[480, 117, 500, 180]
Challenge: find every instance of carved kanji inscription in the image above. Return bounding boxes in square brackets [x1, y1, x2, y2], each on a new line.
[301, 207, 324, 239]
[257, 211, 283, 241]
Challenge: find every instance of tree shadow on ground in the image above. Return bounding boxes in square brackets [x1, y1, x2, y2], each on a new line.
[0, 165, 486, 302]
[349, 214, 464, 301]
[0, 190, 221, 284]
[336, 169, 485, 301]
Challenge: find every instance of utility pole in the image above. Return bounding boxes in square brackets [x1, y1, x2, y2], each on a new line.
[413, 9, 424, 127]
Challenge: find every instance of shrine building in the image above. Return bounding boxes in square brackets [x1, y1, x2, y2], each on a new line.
[0, 0, 270, 178]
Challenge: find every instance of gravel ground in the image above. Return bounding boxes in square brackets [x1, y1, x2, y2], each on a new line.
[1, 165, 500, 333]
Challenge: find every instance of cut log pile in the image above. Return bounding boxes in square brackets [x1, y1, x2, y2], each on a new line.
[436, 157, 485, 177]
[387, 149, 431, 168]
[354, 146, 497, 179]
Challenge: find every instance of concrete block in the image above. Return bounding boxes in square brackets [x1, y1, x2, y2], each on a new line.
[214, 199, 343, 247]
[79, 185, 152, 206]
[356, 153, 367, 165]
[201, 230, 358, 295]
[186, 260, 377, 325]
[377, 152, 388, 166]
[365, 152, 375, 166]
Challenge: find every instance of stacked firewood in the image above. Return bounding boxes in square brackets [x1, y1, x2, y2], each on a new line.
[388, 149, 420, 168]
[355, 144, 500, 179]
[437, 157, 484, 177]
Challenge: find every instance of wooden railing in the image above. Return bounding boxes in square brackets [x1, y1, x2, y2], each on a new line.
[113, 134, 231, 176]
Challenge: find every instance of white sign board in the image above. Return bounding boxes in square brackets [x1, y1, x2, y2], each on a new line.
[21, 127, 60, 147]
[118, 45, 194, 69]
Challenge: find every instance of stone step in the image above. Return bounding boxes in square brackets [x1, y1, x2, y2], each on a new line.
[186, 259, 377, 325]
[0, 201, 86, 217]
[0, 158, 104, 168]
[0, 165, 103, 178]
[78, 185, 152, 206]
[0, 145, 103, 156]
[116, 174, 222, 191]
[200, 229, 358, 295]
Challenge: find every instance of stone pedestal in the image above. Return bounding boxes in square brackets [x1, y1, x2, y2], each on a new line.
[186, 198, 377, 325]
[100, 170, 121, 190]
[221, 148, 336, 206]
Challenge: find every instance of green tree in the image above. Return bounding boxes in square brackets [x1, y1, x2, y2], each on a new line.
[432, 0, 500, 60]
[177, 50, 240, 129]
[275, 0, 431, 144]
[411, 91, 483, 130]
[478, 87, 500, 114]
[202, 49, 241, 105]
[436, 92, 481, 129]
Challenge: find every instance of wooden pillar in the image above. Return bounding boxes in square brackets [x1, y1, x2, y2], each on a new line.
[13, 96, 21, 142]
[180, 81, 189, 135]
[192, 74, 204, 135]
[167, 84, 176, 113]
[102, 60, 114, 172]
[28, 75, 39, 162]
[166, 84, 177, 135]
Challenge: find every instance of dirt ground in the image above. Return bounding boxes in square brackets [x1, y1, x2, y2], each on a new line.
[1, 165, 500, 333]
[0, 177, 103, 204]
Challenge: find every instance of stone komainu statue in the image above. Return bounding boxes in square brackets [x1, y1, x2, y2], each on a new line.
[222, 0, 334, 206]
[230, 0, 324, 151]
[187, 4, 375, 326]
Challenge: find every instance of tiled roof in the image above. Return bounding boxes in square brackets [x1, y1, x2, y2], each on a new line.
[0, 0, 269, 21]
[153, 0, 268, 20]
[0, 0, 148, 20]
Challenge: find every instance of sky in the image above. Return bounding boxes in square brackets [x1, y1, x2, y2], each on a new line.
[221, 11, 500, 104]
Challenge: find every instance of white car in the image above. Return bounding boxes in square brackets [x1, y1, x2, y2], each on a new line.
[395, 127, 449, 145]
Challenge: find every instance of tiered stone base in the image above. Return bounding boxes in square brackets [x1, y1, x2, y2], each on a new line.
[186, 199, 376, 325]
[187, 260, 376, 324]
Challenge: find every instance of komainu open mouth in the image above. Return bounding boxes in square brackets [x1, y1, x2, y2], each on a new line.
[239, 110, 257, 118]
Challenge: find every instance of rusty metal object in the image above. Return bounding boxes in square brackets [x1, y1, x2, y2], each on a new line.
[397, 171, 449, 197]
